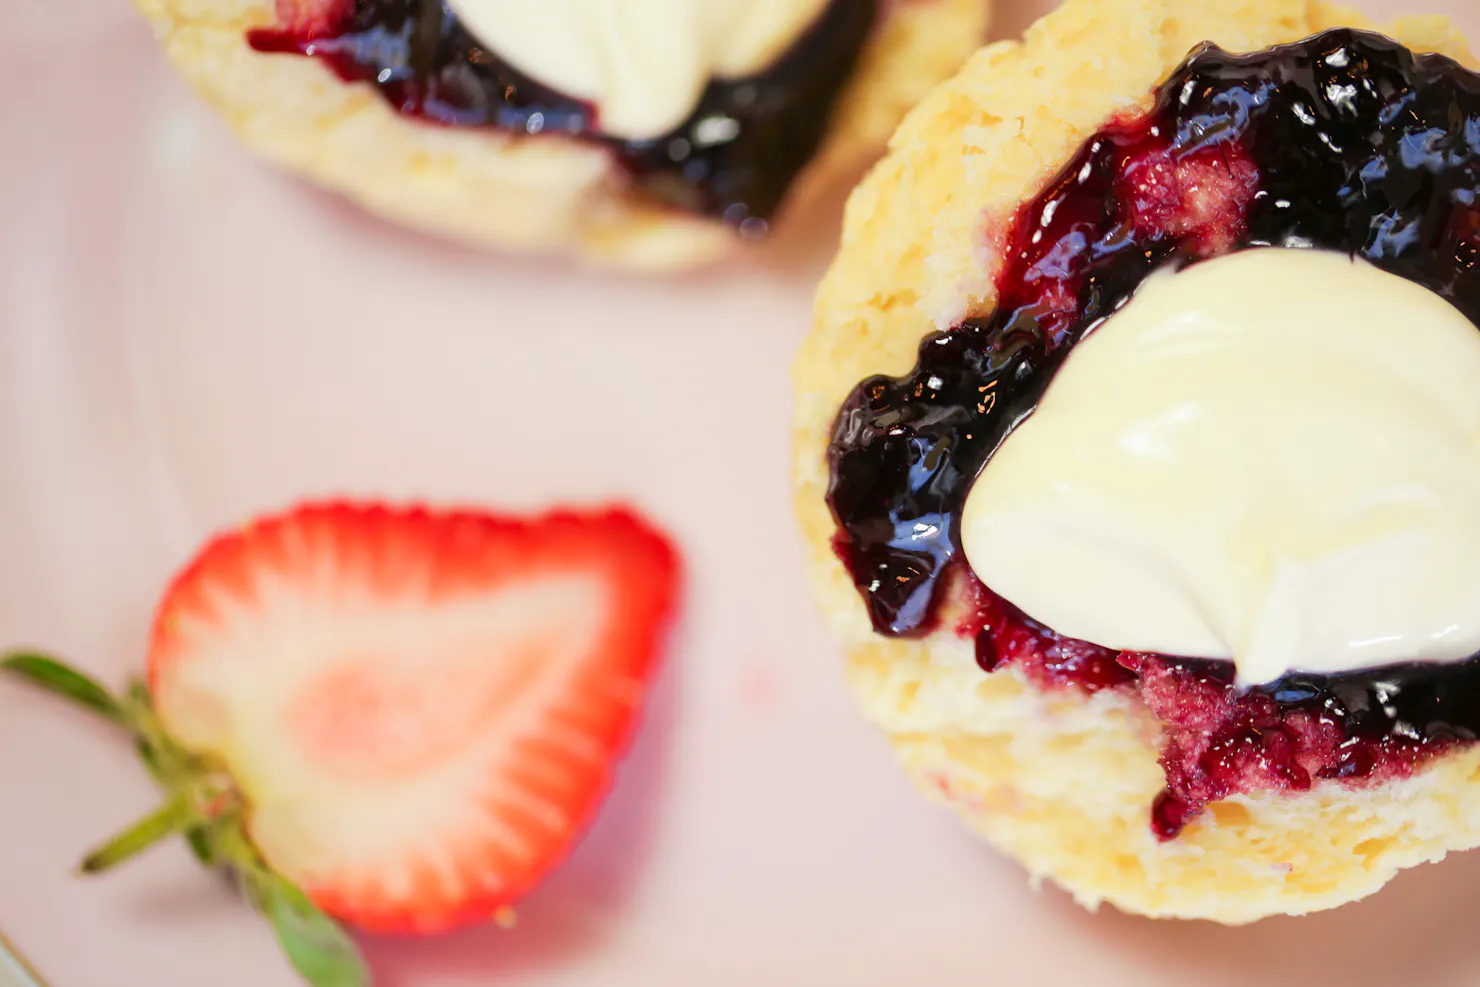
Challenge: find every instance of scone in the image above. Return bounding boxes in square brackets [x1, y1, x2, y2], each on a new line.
[793, 0, 1480, 924]
[132, 0, 990, 269]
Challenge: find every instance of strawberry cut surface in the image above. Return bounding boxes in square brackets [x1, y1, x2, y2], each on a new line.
[147, 502, 680, 934]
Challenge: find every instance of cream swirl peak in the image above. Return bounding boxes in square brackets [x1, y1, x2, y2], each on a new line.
[962, 248, 1480, 686]
[445, 0, 833, 140]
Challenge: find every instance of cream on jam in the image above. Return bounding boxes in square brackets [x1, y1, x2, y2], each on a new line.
[828, 29, 1480, 837]
[250, 0, 877, 221]
[962, 248, 1480, 686]
[444, 0, 832, 139]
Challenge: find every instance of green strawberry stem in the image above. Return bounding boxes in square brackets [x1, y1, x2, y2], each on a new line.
[0, 652, 369, 987]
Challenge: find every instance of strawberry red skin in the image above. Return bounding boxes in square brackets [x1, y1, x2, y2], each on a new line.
[147, 501, 681, 934]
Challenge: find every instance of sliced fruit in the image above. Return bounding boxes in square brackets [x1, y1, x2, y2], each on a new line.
[2, 501, 681, 984]
[149, 502, 680, 933]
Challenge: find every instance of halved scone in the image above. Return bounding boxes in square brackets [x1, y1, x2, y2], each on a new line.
[794, 0, 1480, 924]
[133, 0, 990, 269]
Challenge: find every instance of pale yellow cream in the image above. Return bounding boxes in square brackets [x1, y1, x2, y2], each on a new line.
[962, 248, 1480, 685]
[445, 0, 832, 140]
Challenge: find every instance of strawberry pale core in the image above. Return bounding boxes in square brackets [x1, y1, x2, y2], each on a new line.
[962, 248, 1480, 686]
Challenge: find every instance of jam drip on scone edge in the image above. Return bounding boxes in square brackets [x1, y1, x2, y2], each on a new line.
[826, 29, 1480, 838]
[250, 0, 877, 226]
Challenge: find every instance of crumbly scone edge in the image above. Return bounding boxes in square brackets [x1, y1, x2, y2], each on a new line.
[792, 0, 1480, 922]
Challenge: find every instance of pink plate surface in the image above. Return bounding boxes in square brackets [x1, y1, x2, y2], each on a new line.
[4, 1, 1480, 984]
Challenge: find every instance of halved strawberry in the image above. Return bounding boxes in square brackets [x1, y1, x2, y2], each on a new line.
[2, 501, 680, 983]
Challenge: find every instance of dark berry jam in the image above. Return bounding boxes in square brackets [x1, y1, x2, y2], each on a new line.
[963, 577, 1136, 693]
[249, 0, 878, 225]
[826, 29, 1480, 836]
[961, 577, 1479, 837]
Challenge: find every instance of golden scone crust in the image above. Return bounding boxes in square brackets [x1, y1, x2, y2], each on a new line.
[132, 0, 990, 270]
[792, 0, 1479, 923]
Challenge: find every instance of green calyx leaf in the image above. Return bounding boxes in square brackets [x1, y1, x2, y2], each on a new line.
[246, 869, 370, 987]
[79, 792, 197, 874]
[0, 653, 128, 726]
[185, 825, 218, 866]
[3, 649, 371, 987]
[123, 679, 206, 787]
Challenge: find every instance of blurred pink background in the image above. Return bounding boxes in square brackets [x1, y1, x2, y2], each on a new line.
[3, 0, 1479, 984]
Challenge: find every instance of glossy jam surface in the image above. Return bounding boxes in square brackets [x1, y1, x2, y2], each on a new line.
[249, 0, 877, 224]
[827, 30, 1480, 835]
[965, 578, 1136, 693]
